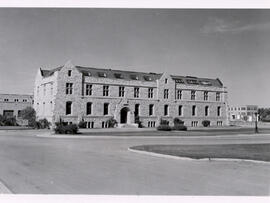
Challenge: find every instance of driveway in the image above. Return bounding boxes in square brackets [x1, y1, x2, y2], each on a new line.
[0, 130, 269, 195]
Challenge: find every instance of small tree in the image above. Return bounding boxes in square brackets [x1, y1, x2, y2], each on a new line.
[173, 118, 184, 126]
[202, 120, 210, 127]
[107, 118, 118, 128]
[21, 107, 36, 127]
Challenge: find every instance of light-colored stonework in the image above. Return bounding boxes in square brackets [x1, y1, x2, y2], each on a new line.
[34, 61, 228, 128]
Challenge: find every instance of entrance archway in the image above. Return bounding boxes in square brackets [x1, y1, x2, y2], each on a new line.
[120, 107, 130, 124]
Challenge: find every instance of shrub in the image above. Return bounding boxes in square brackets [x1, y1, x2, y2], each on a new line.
[135, 116, 143, 128]
[20, 107, 36, 127]
[172, 125, 187, 131]
[38, 118, 51, 129]
[202, 120, 210, 127]
[106, 118, 118, 128]
[173, 118, 184, 125]
[160, 119, 169, 125]
[157, 125, 172, 131]
[2, 116, 17, 126]
[54, 123, 78, 134]
[78, 121, 87, 128]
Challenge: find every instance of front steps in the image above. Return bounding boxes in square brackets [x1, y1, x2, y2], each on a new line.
[117, 123, 139, 128]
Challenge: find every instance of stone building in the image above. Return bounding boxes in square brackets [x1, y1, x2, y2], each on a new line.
[0, 93, 33, 122]
[34, 61, 228, 128]
[228, 105, 258, 122]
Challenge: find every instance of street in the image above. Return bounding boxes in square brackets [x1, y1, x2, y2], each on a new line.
[0, 129, 269, 195]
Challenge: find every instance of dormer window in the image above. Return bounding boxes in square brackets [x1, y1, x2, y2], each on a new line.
[144, 76, 152, 81]
[175, 79, 184, 83]
[165, 78, 168, 84]
[114, 73, 123, 79]
[200, 80, 212, 86]
[130, 74, 139, 80]
[186, 79, 199, 85]
[68, 70, 72, 77]
[98, 72, 107, 77]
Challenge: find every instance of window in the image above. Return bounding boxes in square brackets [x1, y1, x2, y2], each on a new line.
[66, 83, 73, 94]
[134, 87, 139, 98]
[87, 122, 94, 128]
[144, 76, 152, 81]
[217, 121, 223, 126]
[104, 103, 109, 115]
[217, 106, 221, 117]
[103, 85, 109, 96]
[165, 78, 168, 84]
[191, 121, 198, 127]
[149, 104, 154, 116]
[18, 110, 22, 118]
[98, 72, 107, 77]
[205, 106, 209, 116]
[178, 105, 182, 116]
[164, 105, 169, 116]
[114, 73, 123, 79]
[192, 105, 196, 116]
[191, 90, 196, 100]
[130, 74, 139, 80]
[86, 102, 92, 115]
[44, 84, 46, 96]
[66, 101, 72, 115]
[23, 99, 27, 102]
[4, 99, 9, 102]
[135, 104, 140, 117]
[148, 88, 153, 98]
[204, 91, 208, 101]
[68, 70, 72, 76]
[14, 99, 19, 102]
[102, 121, 109, 128]
[119, 86, 125, 97]
[216, 92, 221, 101]
[177, 90, 182, 100]
[86, 84, 92, 96]
[148, 121, 156, 127]
[164, 89, 169, 99]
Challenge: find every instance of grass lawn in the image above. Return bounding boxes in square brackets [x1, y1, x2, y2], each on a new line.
[130, 144, 270, 162]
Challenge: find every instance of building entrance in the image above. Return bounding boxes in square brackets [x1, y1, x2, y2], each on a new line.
[120, 107, 130, 124]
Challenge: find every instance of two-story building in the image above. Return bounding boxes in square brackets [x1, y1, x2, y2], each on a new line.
[34, 61, 228, 128]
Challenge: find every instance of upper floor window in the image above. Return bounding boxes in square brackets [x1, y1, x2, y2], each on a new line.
[68, 70, 72, 77]
[216, 92, 221, 101]
[86, 102, 92, 115]
[66, 83, 73, 94]
[177, 90, 182, 100]
[164, 105, 169, 116]
[14, 99, 19, 102]
[66, 101, 72, 115]
[165, 78, 168, 84]
[149, 104, 154, 116]
[86, 84, 92, 96]
[148, 88, 153, 98]
[23, 99, 27, 102]
[178, 105, 183, 116]
[164, 89, 169, 99]
[217, 106, 221, 117]
[204, 91, 208, 101]
[104, 103, 109, 115]
[4, 99, 9, 102]
[119, 86, 125, 97]
[192, 105, 196, 116]
[134, 87, 139, 98]
[205, 106, 209, 116]
[191, 90, 196, 100]
[103, 85, 109, 96]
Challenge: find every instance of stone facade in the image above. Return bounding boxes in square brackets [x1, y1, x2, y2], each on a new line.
[0, 94, 33, 118]
[34, 61, 228, 128]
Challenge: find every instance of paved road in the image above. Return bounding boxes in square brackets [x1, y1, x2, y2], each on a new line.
[0, 129, 269, 195]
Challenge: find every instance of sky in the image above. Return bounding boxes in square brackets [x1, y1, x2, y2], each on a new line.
[0, 8, 269, 107]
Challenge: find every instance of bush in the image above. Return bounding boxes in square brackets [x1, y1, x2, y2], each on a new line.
[202, 120, 210, 127]
[106, 118, 118, 128]
[157, 125, 172, 131]
[2, 116, 17, 126]
[135, 116, 143, 128]
[160, 119, 169, 125]
[78, 121, 87, 128]
[38, 118, 51, 129]
[172, 125, 187, 131]
[173, 118, 184, 125]
[54, 123, 78, 134]
[20, 107, 36, 127]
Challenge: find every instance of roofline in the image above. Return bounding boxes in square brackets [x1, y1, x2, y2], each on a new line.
[0, 93, 33, 97]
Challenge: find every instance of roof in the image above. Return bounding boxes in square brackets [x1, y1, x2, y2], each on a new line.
[171, 75, 223, 88]
[40, 64, 224, 87]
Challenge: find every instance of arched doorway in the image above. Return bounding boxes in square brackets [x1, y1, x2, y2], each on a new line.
[120, 107, 130, 124]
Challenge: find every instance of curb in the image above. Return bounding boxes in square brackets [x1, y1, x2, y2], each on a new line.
[128, 148, 270, 165]
[0, 180, 12, 194]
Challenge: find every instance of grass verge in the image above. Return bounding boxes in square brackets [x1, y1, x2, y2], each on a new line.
[130, 144, 270, 162]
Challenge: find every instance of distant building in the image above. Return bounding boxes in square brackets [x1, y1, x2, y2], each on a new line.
[228, 105, 258, 122]
[34, 61, 228, 128]
[0, 94, 33, 118]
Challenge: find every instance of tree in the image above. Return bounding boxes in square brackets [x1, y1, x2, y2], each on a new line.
[258, 108, 270, 122]
[21, 107, 36, 127]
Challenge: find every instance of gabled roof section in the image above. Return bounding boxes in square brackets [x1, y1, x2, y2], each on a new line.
[40, 66, 63, 77]
[75, 66, 162, 82]
[171, 75, 224, 88]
